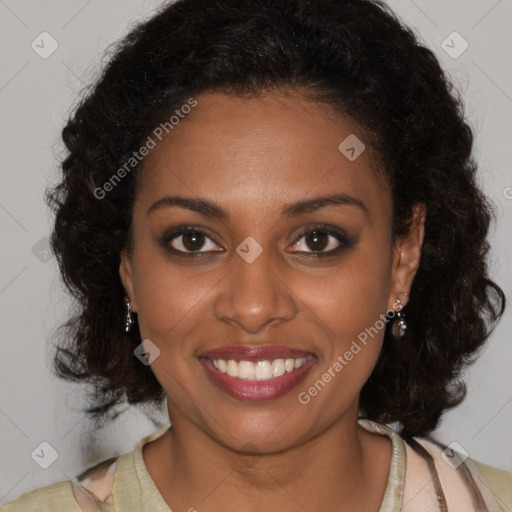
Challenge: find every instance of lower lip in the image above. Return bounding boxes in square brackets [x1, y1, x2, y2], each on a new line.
[199, 357, 316, 401]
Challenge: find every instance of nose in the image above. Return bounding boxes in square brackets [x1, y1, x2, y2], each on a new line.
[213, 243, 299, 334]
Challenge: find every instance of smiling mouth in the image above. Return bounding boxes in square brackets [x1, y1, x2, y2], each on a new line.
[198, 345, 316, 401]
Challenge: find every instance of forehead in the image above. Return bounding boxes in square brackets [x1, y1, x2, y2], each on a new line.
[135, 90, 391, 222]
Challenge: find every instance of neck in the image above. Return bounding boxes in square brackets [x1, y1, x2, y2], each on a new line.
[143, 408, 392, 512]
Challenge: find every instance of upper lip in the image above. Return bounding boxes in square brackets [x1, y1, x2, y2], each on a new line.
[199, 345, 315, 363]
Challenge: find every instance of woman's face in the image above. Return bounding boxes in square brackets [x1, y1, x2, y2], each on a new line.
[120, 89, 423, 452]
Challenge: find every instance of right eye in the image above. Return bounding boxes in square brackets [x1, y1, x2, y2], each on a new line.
[162, 227, 224, 258]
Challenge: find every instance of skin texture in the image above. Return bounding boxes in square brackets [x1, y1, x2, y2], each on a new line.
[119, 89, 425, 512]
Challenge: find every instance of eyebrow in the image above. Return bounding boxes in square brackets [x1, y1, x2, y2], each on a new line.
[146, 193, 369, 218]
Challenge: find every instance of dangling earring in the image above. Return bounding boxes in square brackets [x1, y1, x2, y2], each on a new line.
[391, 291, 408, 339]
[124, 295, 135, 334]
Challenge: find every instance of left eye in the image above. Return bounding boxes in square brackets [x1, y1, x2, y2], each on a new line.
[289, 228, 347, 255]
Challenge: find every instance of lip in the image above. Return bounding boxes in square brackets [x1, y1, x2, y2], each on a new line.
[200, 345, 314, 363]
[199, 345, 316, 401]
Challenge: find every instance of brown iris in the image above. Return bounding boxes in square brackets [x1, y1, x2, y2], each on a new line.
[304, 230, 328, 252]
[182, 232, 206, 251]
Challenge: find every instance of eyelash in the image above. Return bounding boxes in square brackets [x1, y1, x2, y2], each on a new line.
[160, 224, 353, 260]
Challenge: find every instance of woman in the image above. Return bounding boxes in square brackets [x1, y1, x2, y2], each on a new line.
[2, 0, 510, 510]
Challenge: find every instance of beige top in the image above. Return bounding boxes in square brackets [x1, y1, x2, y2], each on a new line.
[2, 419, 511, 511]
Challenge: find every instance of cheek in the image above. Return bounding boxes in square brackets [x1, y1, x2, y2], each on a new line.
[130, 255, 217, 398]
[306, 236, 392, 386]
[131, 245, 220, 350]
[313, 238, 392, 337]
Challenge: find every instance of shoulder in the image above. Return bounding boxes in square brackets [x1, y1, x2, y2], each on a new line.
[472, 458, 512, 509]
[1, 457, 118, 512]
[1, 480, 82, 512]
[1, 425, 171, 512]
[408, 436, 512, 511]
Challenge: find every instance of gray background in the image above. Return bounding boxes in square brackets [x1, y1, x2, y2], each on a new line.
[1, 0, 511, 504]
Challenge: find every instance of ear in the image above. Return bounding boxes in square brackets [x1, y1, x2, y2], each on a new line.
[387, 203, 426, 310]
[119, 248, 137, 312]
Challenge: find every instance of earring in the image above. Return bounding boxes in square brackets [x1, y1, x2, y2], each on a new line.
[391, 291, 408, 339]
[124, 295, 135, 334]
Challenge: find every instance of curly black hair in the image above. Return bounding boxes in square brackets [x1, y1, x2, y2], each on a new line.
[47, 0, 505, 437]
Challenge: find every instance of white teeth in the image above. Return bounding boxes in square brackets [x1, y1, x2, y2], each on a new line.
[272, 359, 286, 377]
[227, 359, 238, 377]
[238, 360, 255, 380]
[211, 357, 308, 381]
[294, 358, 305, 369]
[255, 360, 272, 380]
